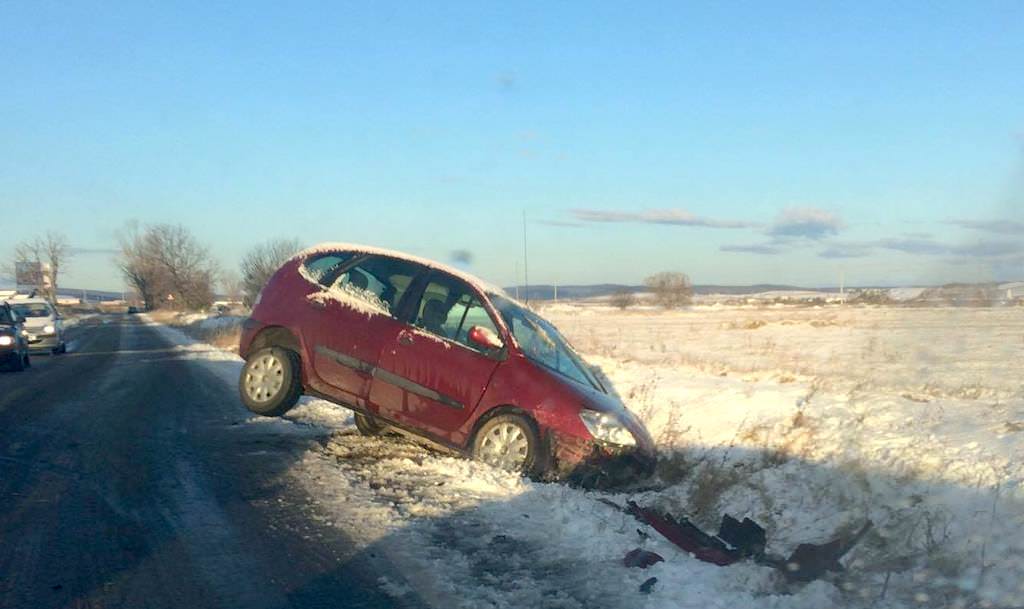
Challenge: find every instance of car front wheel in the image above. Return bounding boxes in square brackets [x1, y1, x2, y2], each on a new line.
[239, 347, 302, 416]
[472, 414, 544, 476]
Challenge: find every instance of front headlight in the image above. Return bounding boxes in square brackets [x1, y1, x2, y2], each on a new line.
[579, 409, 636, 446]
[43, 325, 55, 335]
[0, 335, 13, 346]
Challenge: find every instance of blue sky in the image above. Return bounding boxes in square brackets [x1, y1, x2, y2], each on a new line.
[2, 2, 1022, 291]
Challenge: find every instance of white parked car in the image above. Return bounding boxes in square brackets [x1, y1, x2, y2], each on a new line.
[9, 298, 66, 354]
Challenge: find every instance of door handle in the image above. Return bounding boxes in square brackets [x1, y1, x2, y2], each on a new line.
[398, 332, 414, 346]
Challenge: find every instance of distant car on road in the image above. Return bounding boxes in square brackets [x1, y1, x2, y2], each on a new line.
[0, 302, 31, 371]
[127, 306, 139, 314]
[238, 243, 656, 484]
[10, 298, 66, 354]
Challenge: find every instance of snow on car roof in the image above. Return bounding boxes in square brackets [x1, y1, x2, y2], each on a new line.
[292, 242, 509, 297]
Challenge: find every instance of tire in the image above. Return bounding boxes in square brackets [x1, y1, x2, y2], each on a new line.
[8, 352, 26, 372]
[471, 413, 545, 476]
[239, 347, 302, 416]
[353, 412, 387, 436]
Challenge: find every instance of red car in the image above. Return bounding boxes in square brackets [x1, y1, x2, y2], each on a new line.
[238, 243, 656, 484]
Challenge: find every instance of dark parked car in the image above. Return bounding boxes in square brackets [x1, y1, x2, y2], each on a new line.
[238, 243, 656, 483]
[0, 302, 31, 371]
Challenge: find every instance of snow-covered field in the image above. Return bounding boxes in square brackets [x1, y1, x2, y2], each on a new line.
[148, 304, 1024, 609]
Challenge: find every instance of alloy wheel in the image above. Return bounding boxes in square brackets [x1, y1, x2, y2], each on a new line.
[244, 353, 285, 403]
[477, 422, 530, 471]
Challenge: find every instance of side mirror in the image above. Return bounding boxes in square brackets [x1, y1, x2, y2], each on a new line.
[468, 325, 504, 351]
[15, 314, 26, 324]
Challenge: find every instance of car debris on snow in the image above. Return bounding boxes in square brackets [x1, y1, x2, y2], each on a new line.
[603, 499, 872, 583]
[623, 548, 665, 569]
[639, 577, 658, 594]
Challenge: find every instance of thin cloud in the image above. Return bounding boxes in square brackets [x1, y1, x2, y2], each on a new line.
[537, 219, 584, 228]
[571, 208, 756, 229]
[818, 244, 872, 259]
[767, 207, 845, 240]
[948, 219, 1024, 235]
[877, 237, 951, 255]
[856, 237, 1024, 258]
[719, 243, 784, 255]
[953, 241, 1023, 257]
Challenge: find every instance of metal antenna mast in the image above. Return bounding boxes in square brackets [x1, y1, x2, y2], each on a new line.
[522, 209, 530, 304]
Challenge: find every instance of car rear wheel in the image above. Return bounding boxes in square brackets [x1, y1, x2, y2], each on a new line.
[353, 412, 387, 436]
[472, 414, 543, 476]
[239, 347, 302, 416]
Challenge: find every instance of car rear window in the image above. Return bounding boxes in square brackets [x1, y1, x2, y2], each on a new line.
[328, 255, 422, 317]
[301, 252, 356, 286]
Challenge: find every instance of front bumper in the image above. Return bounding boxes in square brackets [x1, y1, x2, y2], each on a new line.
[25, 333, 59, 351]
[547, 430, 657, 488]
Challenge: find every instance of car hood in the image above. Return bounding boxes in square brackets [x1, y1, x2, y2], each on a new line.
[22, 318, 54, 330]
[564, 377, 657, 455]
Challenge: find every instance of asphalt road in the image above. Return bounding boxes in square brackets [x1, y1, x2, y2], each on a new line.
[0, 315, 417, 609]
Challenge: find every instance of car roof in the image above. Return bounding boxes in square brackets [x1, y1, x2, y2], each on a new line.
[292, 242, 509, 298]
[9, 298, 52, 306]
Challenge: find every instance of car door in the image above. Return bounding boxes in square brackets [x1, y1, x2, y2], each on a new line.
[370, 272, 504, 445]
[305, 254, 423, 409]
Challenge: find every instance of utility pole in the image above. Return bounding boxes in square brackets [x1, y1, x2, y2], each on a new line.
[514, 260, 520, 300]
[522, 209, 530, 304]
[553, 280, 558, 303]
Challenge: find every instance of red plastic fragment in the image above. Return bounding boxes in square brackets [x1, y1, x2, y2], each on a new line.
[625, 501, 741, 566]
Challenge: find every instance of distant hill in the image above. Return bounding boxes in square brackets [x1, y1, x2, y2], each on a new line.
[505, 283, 845, 300]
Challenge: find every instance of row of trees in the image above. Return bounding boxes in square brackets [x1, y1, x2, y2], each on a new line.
[4, 222, 299, 311]
[118, 223, 298, 310]
[7, 225, 693, 313]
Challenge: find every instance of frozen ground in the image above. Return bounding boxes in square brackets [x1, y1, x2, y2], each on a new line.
[149, 304, 1024, 609]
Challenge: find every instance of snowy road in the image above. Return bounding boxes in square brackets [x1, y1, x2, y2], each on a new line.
[0, 315, 420, 609]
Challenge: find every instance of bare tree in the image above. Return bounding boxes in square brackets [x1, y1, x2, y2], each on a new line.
[220, 270, 244, 304]
[610, 289, 638, 310]
[644, 271, 693, 309]
[239, 238, 301, 306]
[6, 232, 71, 302]
[118, 223, 217, 310]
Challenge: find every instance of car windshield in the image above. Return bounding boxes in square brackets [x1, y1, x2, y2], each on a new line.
[12, 303, 51, 318]
[490, 295, 603, 392]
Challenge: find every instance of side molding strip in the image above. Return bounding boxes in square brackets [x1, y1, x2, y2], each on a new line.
[314, 344, 464, 410]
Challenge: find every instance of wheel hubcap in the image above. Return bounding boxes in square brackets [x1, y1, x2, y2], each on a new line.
[478, 423, 530, 471]
[245, 353, 285, 403]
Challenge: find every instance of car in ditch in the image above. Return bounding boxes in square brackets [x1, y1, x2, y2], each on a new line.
[9, 298, 66, 354]
[0, 301, 31, 371]
[238, 243, 656, 483]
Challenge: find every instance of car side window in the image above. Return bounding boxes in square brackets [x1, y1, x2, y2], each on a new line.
[329, 256, 420, 317]
[301, 252, 355, 286]
[413, 276, 500, 352]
